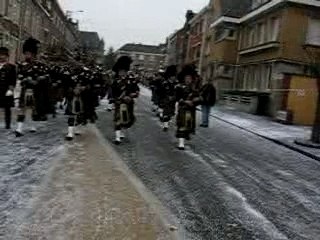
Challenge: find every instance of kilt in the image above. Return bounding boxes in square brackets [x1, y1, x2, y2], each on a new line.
[114, 101, 135, 130]
[176, 106, 196, 139]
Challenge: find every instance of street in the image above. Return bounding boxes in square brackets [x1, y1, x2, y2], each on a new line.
[1, 89, 320, 240]
[96, 88, 320, 240]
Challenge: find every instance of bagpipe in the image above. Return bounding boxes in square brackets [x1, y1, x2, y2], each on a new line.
[177, 91, 197, 132]
[18, 62, 49, 108]
[118, 84, 131, 126]
[71, 82, 84, 115]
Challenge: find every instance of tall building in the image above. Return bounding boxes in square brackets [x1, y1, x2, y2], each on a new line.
[166, 10, 196, 71]
[205, 0, 252, 93]
[186, 6, 210, 74]
[79, 31, 105, 64]
[208, 0, 320, 116]
[0, 0, 80, 62]
[116, 43, 166, 73]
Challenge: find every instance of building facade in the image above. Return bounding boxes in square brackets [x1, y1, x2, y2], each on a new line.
[204, 0, 252, 94]
[116, 43, 166, 73]
[0, 0, 80, 62]
[186, 6, 209, 74]
[166, 32, 177, 66]
[204, 0, 320, 117]
[166, 10, 195, 71]
[79, 31, 104, 64]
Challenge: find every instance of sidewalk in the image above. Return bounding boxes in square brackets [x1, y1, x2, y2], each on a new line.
[1, 118, 175, 239]
[210, 105, 320, 161]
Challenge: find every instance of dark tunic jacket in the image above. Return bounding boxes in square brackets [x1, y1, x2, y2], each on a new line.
[0, 63, 16, 108]
[111, 77, 140, 129]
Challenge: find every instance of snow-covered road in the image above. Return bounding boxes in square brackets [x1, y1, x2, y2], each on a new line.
[96, 87, 320, 240]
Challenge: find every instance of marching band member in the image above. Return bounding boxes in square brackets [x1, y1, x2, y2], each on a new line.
[175, 65, 201, 150]
[15, 38, 50, 137]
[111, 56, 139, 145]
[158, 65, 178, 131]
[0, 47, 17, 130]
[150, 70, 164, 114]
[65, 67, 85, 141]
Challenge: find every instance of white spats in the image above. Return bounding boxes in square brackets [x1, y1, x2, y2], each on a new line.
[75, 125, 82, 136]
[115, 130, 121, 144]
[158, 108, 163, 118]
[15, 122, 24, 137]
[107, 104, 113, 111]
[5, 90, 13, 97]
[178, 138, 185, 150]
[120, 130, 125, 139]
[30, 126, 37, 133]
[66, 126, 74, 141]
[16, 122, 23, 133]
[163, 122, 169, 131]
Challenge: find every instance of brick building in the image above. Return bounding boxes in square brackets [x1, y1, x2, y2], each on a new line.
[205, 0, 252, 94]
[186, 6, 209, 73]
[0, 0, 80, 62]
[116, 43, 166, 73]
[166, 10, 195, 71]
[79, 31, 105, 64]
[209, 0, 320, 116]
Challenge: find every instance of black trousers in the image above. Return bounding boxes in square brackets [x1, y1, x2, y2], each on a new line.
[4, 105, 11, 128]
[1, 96, 13, 128]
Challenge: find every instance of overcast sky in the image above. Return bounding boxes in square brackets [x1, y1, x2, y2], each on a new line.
[58, 0, 209, 50]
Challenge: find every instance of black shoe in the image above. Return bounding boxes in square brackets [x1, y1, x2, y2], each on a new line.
[15, 131, 23, 137]
[65, 136, 73, 141]
[163, 127, 169, 132]
[200, 124, 208, 128]
[114, 140, 121, 145]
[30, 129, 37, 133]
[5, 126, 10, 130]
[177, 146, 185, 151]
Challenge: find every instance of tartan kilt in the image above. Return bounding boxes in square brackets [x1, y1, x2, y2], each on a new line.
[176, 106, 196, 139]
[114, 101, 135, 130]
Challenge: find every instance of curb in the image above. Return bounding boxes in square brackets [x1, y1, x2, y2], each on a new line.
[198, 108, 320, 162]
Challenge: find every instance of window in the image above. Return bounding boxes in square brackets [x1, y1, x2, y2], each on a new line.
[257, 22, 265, 44]
[0, 0, 8, 16]
[248, 27, 255, 47]
[214, 27, 225, 41]
[196, 47, 201, 59]
[215, 27, 236, 42]
[242, 17, 279, 49]
[227, 29, 236, 38]
[149, 55, 155, 61]
[139, 54, 144, 60]
[241, 64, 271, 91]
[269, 17, 280, 41]
[306, 18, 320, 46]
[251, 0, 269, 10]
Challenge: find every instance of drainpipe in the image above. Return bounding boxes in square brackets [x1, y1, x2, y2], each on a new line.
[199, 9, 208, 77]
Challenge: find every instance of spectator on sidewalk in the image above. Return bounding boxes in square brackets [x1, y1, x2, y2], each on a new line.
[0, 47, 17, 129]
[200, 80, 216, 128]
